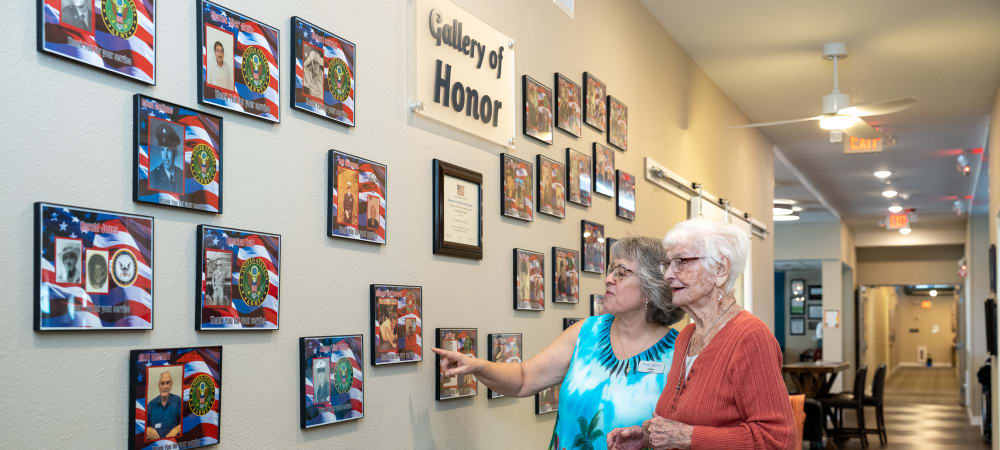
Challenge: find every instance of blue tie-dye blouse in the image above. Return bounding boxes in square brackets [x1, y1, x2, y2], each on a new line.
[549, 314, 678, 450]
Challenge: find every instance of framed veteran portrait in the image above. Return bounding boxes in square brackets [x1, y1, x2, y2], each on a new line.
[607, 95, 628, 151]
[433, 159, 483, 260]
[583, 72, 606, 132]
[552, 247, 580, 304]
[291, 16, 356, 126]
[555, 73, 582, 137]
[566, 147, 593, 207]
[38, 0, 157, 84]
[616, 170, 636, 220]
[487, 333, 522, 399]
[196, 225, 280, 330]
[514, 248, 545, 311]
[500, 153, 533, 221]
[523, 75, 553, 145]
[197, 0, 280, 122]
[369, 284, 422, 366]
[134, 94, 223, 213]
[328, 150, 386, 244]
[581, 220, 606, 273]
[537, 155, 566, 219]
[593, 142, 615, 197]
[436, 328, 478, 400]
[300, 334, 364, 428]
[535, 385, 559, 414]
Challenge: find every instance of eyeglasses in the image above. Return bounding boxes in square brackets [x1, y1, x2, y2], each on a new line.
[606, 264, 635, 281]
[659, 257, 702, 275]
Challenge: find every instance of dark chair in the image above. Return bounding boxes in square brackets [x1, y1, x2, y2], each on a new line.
[820, 365, 869, 448]
[863, 364, 887, 446]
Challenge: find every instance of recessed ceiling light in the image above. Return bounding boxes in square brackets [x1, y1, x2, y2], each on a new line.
[791, 206, 803, 212]
[929, 289, 938, 297]
[874, 170, 891, 179]
[773, 199, 798, 205]
[773, 214, 800, 222]
[882, 190, 898, 198]
[899, 227, 912, 235]
[888, 205, 903, 214]
[773, 206, 793, 216]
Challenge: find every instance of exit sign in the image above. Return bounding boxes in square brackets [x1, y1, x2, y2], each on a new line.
[887, 213, 909, 230]
[844, 136, 883, 153]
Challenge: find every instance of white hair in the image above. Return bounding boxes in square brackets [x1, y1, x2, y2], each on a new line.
[663, 218, 750, 294]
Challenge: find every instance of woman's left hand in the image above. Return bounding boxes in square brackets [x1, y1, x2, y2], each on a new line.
[642, 416, 694, 450]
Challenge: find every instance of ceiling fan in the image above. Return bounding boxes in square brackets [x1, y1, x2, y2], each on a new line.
[732, 43, 918, 139]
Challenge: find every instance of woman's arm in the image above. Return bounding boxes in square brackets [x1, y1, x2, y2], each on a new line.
[432, 320, 583, 397]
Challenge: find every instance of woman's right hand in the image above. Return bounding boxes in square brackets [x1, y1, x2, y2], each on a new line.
[431, 347, 482, 377]
[606, 426, 647, 450]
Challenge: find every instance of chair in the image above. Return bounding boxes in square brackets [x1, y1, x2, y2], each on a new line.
[788, 394, 806, 450]
[863, 364, 887, 446]
[820, 365, 869, 448]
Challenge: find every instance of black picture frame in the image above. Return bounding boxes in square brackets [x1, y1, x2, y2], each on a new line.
[133, 94, 224, 213]
[328, 149, 387, 244]
[566, 147, 593, 207]
[290, 16, 356, 126]
[563, 318, 583, 329]
[486, 332, 522, 398]
[790, 296, 805, 315]
[432, 159, 484, 260]
[299, 334, 364, 428]
[37, 0, 157, 85]
[616, 170, 636, 220]
[522, 75, 554, 145]
[583, 72, 606, 132]
[436, 328, 478, 400]
[552, 247, 580, 304]
[789, 317, 806, 335]
[196, 225, 281, 330]
[790, 279, 806, 297]
[369, 284, 423, 366]
[514, 248, 545, 311]
[807, 304, 823, 320]
[607, 95, 628, 151]
[593, 142, 616, 197]
[554, 73, 582, 138]
[990, 244, 996, 293]
[606, 237, 618, 267]
[807, 320, 820, 331]
[591, 294, 606, 316]
[808, 285, 822, 300]
[535, 385, 559, 414]
[35, 202, 154, 331]
[197, 0, 280, 122]
[500, 153, 534, 221]
[581, 220, 606, 273]
[537, 154, 567, 219]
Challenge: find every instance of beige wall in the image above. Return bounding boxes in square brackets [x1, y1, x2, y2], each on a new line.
[856, 245, 964, 286]
[894, 294, 957, 367]
[775, 222, 842, 261]
[966, 215, 990, 420]
[862, 286, 893, 384]
[987, 79, 1000, 448]
[0, 1, 778, 448]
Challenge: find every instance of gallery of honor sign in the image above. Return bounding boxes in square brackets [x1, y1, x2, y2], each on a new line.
[413, 0, 515, 147]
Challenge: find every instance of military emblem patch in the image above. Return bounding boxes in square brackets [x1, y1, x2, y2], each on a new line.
[191, 144, 217, 185]
[111, 248, 138, 287]
[241, 47, 271, 94]
[327, 58, 352, 102]
[188, 374, 216, 416]
[333, 357, 353, 394]
[101, 0, 138, 39]
[238, 257, 269, 306]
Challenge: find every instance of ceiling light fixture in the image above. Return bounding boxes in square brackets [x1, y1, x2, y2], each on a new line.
[929, 289, 938, 297]
[773, 206, 793, 216]
[882, 189, 898, 198]
[818, 114, 857, 131]
[957, 154, 971, 176]
[888, 205, 903, 214]
[773, 214, 801, 222]
[791, 206, 803, 212]
[874, 170, 891, 179]
[899, 227, 912, 235]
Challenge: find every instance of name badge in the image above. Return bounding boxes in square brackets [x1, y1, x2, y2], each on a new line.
[637, 361, 665, 373]
[154, 422, 162, 428]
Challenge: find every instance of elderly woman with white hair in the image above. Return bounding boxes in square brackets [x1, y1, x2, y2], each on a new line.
[608, 219, 795, 450]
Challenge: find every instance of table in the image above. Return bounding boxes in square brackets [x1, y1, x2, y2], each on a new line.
[782, 361, 851, 398]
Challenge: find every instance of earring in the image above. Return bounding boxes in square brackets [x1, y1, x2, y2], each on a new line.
[644, 299, 648, 313]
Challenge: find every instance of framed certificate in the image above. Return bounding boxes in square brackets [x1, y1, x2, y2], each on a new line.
[432, 159, 483, 260]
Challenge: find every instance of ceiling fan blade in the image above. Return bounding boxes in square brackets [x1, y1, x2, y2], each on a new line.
[842, 119, 882, 139]
[729, 116, 824, 128]
[838, 97, 918, 117]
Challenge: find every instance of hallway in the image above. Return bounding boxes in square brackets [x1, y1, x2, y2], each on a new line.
[840, 367, 987, 449]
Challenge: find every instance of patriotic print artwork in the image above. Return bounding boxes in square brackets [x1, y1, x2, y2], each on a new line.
[134, 94, 223, 213]
[300, 335, 364, 428]
[555, 73, 582, 137]
[129, 346, 222, 450]
[291, 17, 356, 127]
[486, 333, 522, 399]
[581, 220, 606, 274]
[329, 150, 386, 244]
[436, 328, 478, 400]
[197, 0, 279, 122]
[501, 153, 533, 221]
[38, 0, 156, 84]
[616, 170, 636, 220]
[514, 248, 544, 311]
[35, 202, 153, 330]
[566, 147, 593, 207]
[369, 284, 422, 365]
[608, 95, 628, 151]
[196, 225, 280, 330]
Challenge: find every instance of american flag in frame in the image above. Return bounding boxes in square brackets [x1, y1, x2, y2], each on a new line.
[291, 16, 356, 126]
[196, 225, 280, 330]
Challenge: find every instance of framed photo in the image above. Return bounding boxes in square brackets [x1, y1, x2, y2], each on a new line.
[808, 285, 822, 300]
[37, 0, 156, 84]
[500, 153, 533, 221]
[607, 95, 628, 151]
[566, 148, 593, 207]
[790, 296, 805, 315]
[487, 333, 522, 398]
[790, 279, 806, 297]
[196, 225, 280, 330]
[436, 328, 478, 400]
[616, 170, 636, 220]
[291, 16, 355, 126]
[535, 385, 559, 414]
[35, 202, 153, 330]
[581, 220, 606, 273]
[808, 304, 823, 320]
[593, 142, 615, 197]
[369, 284, 422, 365]
[299, 334, 363, 428]
[197, 0, 280, 122]
[128, 346, 221, 449]
[522, 75, 553, 145]
[583, 72, 606, 132]
[807, 320, 820, 331]
[563, 318, 583, 329]
[789, 317, 805, 336]
[537, 155, 566, 218]
[591, 294, 605, 316]
[133, 94, 223, 213]
[328, 150, 387, 244]
[514, 249, 545, 311]
[554, 73, 582, 137]
[552, 247, 580, 304]
[432, 159, 483, 260]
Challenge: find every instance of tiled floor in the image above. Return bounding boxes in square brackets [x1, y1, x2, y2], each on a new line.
[835, 367, 988, 449]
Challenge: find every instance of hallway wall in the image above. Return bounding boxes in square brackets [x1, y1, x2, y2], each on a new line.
[781, 270, 821, 363]
[894, 293, 957, 367]
[856, 245, 964, 286]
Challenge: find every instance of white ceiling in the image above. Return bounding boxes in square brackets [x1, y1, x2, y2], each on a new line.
[640, 0, 1000, 229]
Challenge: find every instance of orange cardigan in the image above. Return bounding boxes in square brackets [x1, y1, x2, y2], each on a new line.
[654, 311, 796, 449]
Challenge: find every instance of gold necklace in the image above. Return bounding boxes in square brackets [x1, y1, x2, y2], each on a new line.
[687, 301, 737, 356]
[611, 319, 646, 375]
